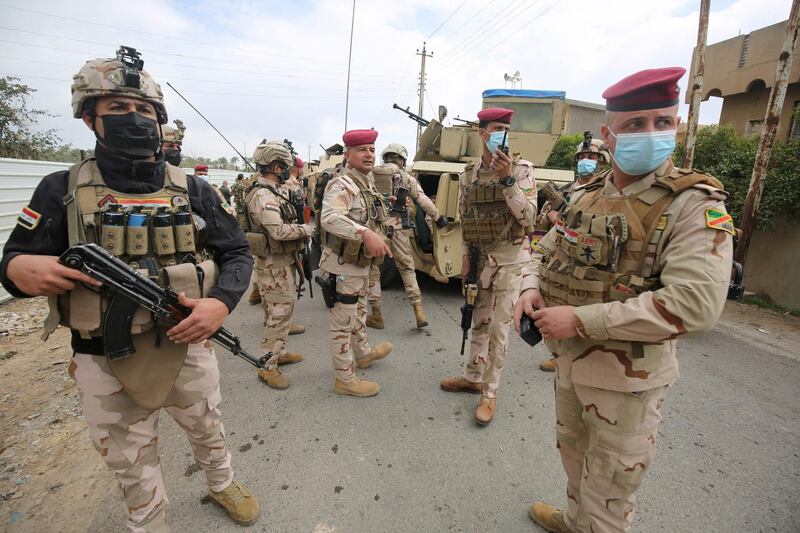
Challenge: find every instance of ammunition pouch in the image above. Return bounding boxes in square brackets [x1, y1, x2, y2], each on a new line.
[460, 181, 527, 244]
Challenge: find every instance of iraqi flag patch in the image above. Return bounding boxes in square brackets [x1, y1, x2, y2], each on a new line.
[17, 206, 42, 230]
[705, 208, 735, 236]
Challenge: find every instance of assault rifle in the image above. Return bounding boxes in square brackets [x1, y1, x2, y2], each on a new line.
[288, 189, 313, 299]
[390, 186, 413, 230]
[460, 245, 480, 355]
[392, 103, 429, 127]
[539, 181, 568, 213]
[59, 243, 267, 368]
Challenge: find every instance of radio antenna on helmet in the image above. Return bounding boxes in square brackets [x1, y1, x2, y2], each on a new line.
[166, 82, 256, 172]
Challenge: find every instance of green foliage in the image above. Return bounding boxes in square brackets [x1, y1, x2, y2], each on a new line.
[0, 76, 64, 160]
[544, 133, 583, 170]
[676, 124, 800, 230]
[181, 155, 245, 171]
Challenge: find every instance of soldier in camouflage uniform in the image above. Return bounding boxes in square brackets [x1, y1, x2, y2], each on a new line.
[536, 136, 611, 372]
[516, 68, 733, 533]
[319, 129, 393, 397]
[244, 141, 312, 390]
[440, 108, 538, 426]
[366, 143, 448, 329]
[0, 47, 260, 531]
[161, 119, 185, 167]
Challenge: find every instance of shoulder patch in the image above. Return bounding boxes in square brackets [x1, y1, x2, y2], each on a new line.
[17, 206, 41, 230]
[705, 208, 735, 235]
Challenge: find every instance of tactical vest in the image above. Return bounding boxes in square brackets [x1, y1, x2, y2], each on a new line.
[371, 165, 397, 196]
[538, 168, 724, 307]
[461, 181, 528, 244]
[243, 183, 305, 258]
[321, 173, 388, 267]
[43, 158, 215, 410]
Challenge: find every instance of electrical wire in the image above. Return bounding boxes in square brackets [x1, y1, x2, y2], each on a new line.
[426, 0, 470, 40]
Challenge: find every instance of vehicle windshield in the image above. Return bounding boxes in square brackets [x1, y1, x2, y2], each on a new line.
[482, 102, 554, 133]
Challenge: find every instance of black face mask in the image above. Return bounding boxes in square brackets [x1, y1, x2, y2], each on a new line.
[279, 167, 291, 182]
[95, 112, 161, 159]
[164, 148, 182, 166]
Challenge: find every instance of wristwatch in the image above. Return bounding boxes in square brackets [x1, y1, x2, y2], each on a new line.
[499, 175, 516, 187]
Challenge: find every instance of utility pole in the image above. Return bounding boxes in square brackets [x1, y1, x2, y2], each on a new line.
[344, 0, 356, 132]
[683, 0, 711, 169]
[736, 0, 800, 266]
[416, 42, 433, 150]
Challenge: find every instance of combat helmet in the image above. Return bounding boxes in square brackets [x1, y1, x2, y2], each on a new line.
[252, 140, 294, 168]
[382, 143, 409, 162]
[573, 132, 610, 163]
[161, 119, 186, 144]
[71, 46, 167, 123]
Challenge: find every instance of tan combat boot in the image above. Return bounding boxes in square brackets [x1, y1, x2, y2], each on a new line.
[277, 352, 304, 365]
[474, 397, 496, 426]
[528, 501, 572, 533]
[540, 357, 557, 372]
[334, 377, 380, 397]
[248, 286, 262, 305]
[365, 305, 384, 329]
[440, 376, 481, 394]
[412, 303, 428, 328]
[356, 341, 392, 368]
[208, 480, 261, 526]
[257, 367, 288, 390]
[288, 323, 306, 335]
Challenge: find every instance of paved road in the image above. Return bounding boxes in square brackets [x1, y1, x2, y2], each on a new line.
[92, 276, 800, 532]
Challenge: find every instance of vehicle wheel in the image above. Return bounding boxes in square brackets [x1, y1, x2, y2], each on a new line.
[379, 256, 398, 287]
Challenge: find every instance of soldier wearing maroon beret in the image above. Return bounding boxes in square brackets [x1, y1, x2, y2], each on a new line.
[440, 106, 538, 425]
[516, 67, 734, 531]
[318, 129, 394, 397]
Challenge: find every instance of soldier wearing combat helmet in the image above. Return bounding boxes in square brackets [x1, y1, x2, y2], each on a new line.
[244, 140, 312, 390]
[161, 118, 186, 166]
[366, 142, 447, 329]
[0, 46, 260, 531]
[516, 67, 733, 532]
[536, 134, 611, 372]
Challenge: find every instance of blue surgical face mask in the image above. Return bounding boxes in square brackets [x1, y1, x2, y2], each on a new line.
[608, 128, 676, 176]
[576, 158, 597, 176]
[484, 130, 509, 153]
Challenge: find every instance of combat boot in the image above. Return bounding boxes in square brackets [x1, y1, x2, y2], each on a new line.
[474, 397, 496, 426]
[257, 367, 288, 390]
[288, 323, 306, 335]
[248, 286, 261, 305]
[365, 305, 384, 329]
[528, 501, 572, 533]
[277, 352, 304, 365]
[208, 480, 261, 526]
[439, 376, 481, 394]
[540, 357, 557, 372]
[334, 377, 380, 397]
[356, 342, 392, 368]
[412, 303, 428, 328]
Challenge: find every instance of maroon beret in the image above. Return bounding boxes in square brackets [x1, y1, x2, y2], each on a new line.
[194, 164, 208, 171]
[602, 67, 686, 112]
[342, 129, 378, 147]
[477, 107, 514, 124]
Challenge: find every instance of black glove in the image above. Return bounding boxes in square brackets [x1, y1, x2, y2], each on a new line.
[435, 215, 448, 228]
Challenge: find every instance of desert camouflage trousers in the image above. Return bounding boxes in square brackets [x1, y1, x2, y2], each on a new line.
[322, 270, 375, 384]
[463, 262, 523, 399]
[70, 343, 233, 533]
[554, 359, 668, 533]
[367, 228, 422, 306]
[255, 263, 296, 369]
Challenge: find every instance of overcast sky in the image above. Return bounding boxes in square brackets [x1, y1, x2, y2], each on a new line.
[0, 0, 791, 164]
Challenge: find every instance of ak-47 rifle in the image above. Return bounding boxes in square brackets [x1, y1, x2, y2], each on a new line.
[392, 103, 429, 127]
[390, 186, 413, 230]
[460, 245, 480, 355]
[539, 181, 568, 213]
[59, 243, 267, 368]
[287, 189, 313, 299]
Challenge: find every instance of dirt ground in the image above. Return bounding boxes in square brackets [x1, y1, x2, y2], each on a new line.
[0, 296, 797, 531]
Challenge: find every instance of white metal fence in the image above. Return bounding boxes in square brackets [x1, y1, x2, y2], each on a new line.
[0, 157, 249, 302]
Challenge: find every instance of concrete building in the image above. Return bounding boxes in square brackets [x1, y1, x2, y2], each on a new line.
[563, 98, 606, 137]
[688, 19, 800, 140]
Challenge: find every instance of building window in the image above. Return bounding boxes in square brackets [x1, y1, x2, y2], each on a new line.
[790, 101, 800, 141]
[746, 119, 764, 136]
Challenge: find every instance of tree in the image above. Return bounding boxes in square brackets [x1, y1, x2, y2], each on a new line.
[0, 76, 63, 160]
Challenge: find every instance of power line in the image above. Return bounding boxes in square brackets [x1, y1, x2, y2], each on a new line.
[426, 0, 470, 39]
[436, 1, 494, 41]
[0, 26, 398, 78]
